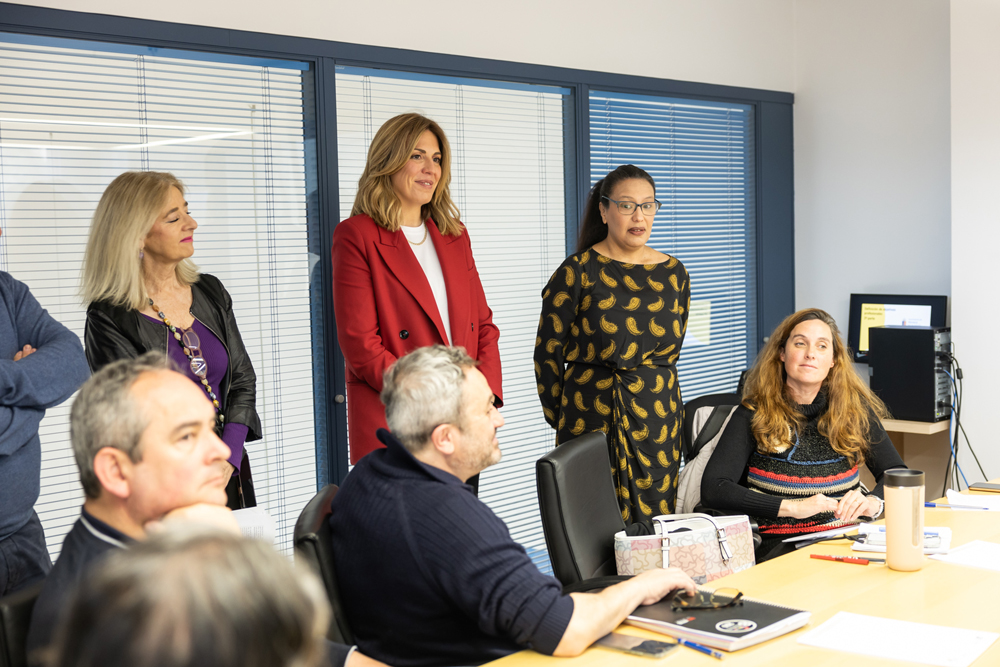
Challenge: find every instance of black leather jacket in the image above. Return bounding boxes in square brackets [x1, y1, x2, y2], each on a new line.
[84, 273, 262, 443]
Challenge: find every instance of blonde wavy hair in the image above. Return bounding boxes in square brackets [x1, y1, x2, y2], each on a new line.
[351, 113, 463, 236]
[742, 308, 890, 464]
[82, 171, 199, 310]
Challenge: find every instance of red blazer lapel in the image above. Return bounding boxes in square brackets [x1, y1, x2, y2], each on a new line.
[375, 223, 449, 343]
[430, 222, 470, 347]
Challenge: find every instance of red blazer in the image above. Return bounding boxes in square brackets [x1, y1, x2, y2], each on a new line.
[332, 214, 503, 463]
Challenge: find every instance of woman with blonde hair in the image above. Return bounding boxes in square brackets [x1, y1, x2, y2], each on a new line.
[332, 113, 502, 468]
[83, 171, 260, 510]
[701, 308, 905, 561]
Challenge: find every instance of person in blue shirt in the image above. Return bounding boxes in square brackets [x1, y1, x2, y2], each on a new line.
[0, 223, 90, 597]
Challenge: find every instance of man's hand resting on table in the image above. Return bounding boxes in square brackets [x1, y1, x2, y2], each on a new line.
[554, 567, 697, 656]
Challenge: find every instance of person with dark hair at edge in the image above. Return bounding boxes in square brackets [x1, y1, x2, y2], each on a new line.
[701, 308, 905, 562]
[0, 223, 90, 597]
[535, 165, 690, 529]
[332, 113, 502, 489]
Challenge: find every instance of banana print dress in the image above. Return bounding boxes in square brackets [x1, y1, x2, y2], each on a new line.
[535, 248, 690, 527]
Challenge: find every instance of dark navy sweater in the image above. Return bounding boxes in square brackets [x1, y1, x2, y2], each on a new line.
[330, 429, 574, 666]
[0, 271, 89, 541]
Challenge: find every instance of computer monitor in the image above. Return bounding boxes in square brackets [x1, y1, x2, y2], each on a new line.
[847, 293, 948, 363]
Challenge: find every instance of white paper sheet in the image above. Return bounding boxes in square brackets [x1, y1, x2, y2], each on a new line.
[232, 507, 276, 544]
[930, 540, 1000, 572]
[942, 490, 1000, 511]
[797, 612, 998, 667]
[851, 525, 952, 555]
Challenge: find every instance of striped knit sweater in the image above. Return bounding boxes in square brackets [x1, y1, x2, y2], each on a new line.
[747, 395, 860, 535]
[701, 391, 906, 541]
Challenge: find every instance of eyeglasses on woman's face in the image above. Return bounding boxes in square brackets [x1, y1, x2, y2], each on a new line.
[601, 196, 662, 216]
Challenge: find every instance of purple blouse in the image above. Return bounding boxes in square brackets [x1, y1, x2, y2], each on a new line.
[143, 314, 248, 474]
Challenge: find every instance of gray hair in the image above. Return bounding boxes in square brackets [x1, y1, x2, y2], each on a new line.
[49, 528, 330, 667]
[381, 345, 478, 453]
[70, 352, 174, 499]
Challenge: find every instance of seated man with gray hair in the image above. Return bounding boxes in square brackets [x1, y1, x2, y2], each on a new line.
[330, 345, 696, 666]
[50, 529, 332, 667]
[27, 353, 377, 667]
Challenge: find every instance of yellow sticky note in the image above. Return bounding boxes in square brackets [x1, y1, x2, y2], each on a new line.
[687, 300, 711, 346]
[859, 303, 885, 352]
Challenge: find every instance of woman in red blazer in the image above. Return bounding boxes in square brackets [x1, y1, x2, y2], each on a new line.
[332, 113, 503, 464]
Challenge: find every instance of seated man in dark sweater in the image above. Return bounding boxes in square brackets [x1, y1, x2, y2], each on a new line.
[27, 353, 377, 667]
[330, 345, 697, 666]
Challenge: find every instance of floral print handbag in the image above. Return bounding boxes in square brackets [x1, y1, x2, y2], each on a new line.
[614, 513, 756, 585]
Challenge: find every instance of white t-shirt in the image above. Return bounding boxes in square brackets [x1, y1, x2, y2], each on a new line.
[400, 223, 451, 344]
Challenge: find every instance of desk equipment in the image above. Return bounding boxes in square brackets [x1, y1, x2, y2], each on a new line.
[869, 326, 951, 422]
[968, 482, 1000, 494]
[675, 639, 724, 660]
[594, 633, 678, 658]
[851, 524, 951, 555]
[809, 554, 883, 565]
[847, 293, 947, 364]
[625, 590, 810, 652]
[885, 469, 925, 571]
[925, 502, 988, 510]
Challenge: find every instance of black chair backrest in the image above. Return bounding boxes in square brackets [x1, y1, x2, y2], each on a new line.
[292, 484, 354, 644]
[536, 432, 626, 588]
[0, 581, 43, 667]
[682, 393, 742, 463]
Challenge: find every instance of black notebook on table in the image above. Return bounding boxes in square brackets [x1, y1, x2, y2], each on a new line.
[626, 591, 811, 652]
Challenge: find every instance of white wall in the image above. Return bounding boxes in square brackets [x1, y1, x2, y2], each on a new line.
[792, 0, 951, 332]
[6, 0, 796, 92]
[952, 0, 1000, 482]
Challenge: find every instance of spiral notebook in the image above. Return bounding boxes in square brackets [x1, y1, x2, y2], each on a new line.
[626, 591, 811, 651]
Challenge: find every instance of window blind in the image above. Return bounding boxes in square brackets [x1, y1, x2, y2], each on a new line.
[335, 66, 567, 571]
[0, 34, 317, 557]
[590, 91, 757, 401]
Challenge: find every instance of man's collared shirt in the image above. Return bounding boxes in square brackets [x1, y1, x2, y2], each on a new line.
[26, 508, 132, 658]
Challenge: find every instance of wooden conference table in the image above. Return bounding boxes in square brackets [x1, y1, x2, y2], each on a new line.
[487, 487, 1000, 666]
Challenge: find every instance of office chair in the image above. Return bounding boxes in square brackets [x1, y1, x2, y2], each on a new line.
[536, 432, 630, 593]
[292, 484, 354, 644]
[679, 392, 761, 548]
[681, 392, 742, 465]
[0, 581, 43, 667]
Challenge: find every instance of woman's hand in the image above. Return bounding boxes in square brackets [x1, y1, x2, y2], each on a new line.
[779, 494, 839, 519]
[835, 488, 880, 522]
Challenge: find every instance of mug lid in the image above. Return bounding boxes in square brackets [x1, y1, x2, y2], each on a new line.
[885, 468, 924, 487]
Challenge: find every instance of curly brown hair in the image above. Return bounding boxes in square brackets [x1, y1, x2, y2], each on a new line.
[742, 308, 890, 464]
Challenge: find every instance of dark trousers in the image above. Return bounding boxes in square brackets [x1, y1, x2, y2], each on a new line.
[0, 512, 52, 597]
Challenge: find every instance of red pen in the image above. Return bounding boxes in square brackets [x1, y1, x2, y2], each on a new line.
[810, 554, 884, 565]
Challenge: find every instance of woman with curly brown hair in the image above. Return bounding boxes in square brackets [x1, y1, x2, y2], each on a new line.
[701, 308, 905, 561]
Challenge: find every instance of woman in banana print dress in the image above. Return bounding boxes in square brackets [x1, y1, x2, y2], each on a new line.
[535, 165, 690, 528]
